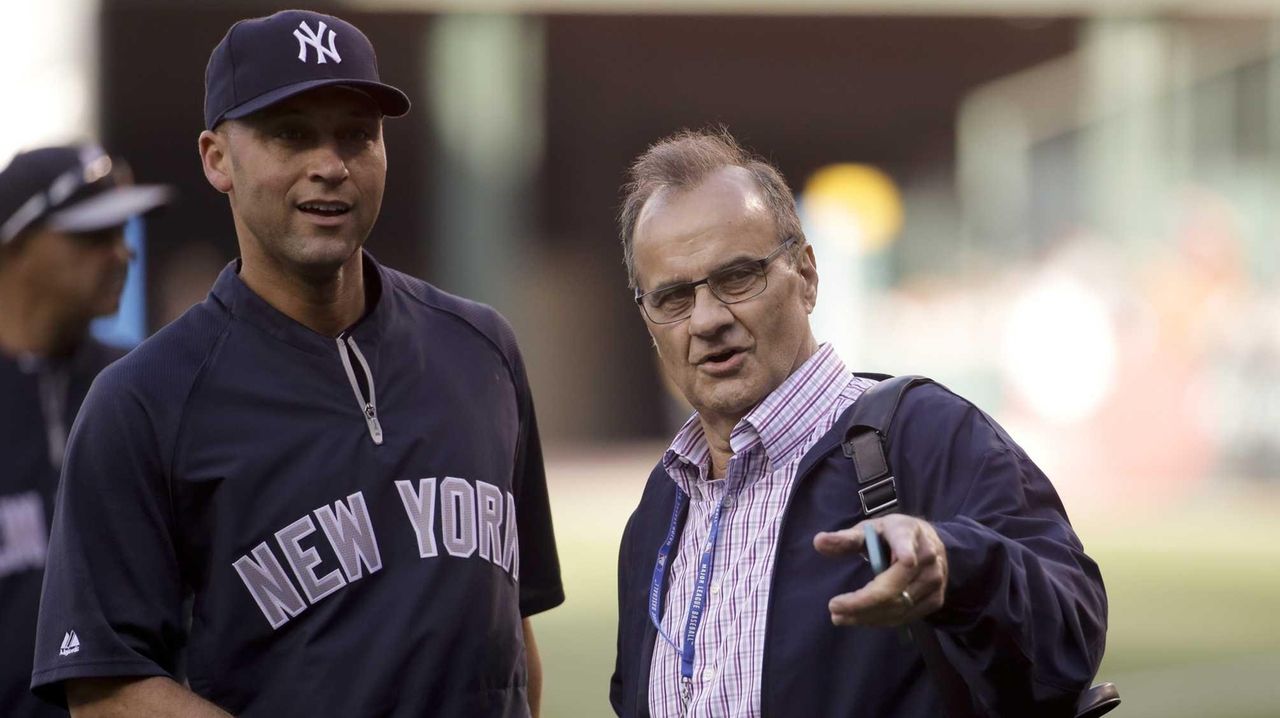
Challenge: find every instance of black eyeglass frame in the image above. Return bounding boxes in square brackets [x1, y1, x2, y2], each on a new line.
[634, 236, 798, 324]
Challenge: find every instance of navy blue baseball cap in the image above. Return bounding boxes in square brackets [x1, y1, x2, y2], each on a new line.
[0, 144, 173, 246]
[204, 9, 411, 130]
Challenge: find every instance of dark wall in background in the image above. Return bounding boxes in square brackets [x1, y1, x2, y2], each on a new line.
[544, 15, 1078, 238]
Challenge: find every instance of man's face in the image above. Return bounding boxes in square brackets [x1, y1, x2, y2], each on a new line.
[632, 166, 819, 430]
[206, 86, 387, 279]
[12, 224, 131, 321]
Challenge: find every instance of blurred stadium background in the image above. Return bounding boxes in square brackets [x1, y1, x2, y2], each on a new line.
[5, 0, 1280, 715]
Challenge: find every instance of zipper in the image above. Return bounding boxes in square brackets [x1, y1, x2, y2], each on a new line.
[336, 333, 383, 445]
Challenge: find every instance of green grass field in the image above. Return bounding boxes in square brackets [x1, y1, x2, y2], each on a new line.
[530, 446, 1280, 717]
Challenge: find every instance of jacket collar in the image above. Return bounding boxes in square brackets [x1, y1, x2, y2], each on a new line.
[210, 249, 388, 357]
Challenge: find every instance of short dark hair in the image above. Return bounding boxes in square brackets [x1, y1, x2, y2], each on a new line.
[618, 127, 804, 288]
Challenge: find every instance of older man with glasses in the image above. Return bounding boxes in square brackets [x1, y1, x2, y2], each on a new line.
[610, 128, 1108, 718]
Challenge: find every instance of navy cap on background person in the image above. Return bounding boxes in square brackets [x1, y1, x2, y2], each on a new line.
[203, 9, 412, 130]
[0, 144, 173, 246]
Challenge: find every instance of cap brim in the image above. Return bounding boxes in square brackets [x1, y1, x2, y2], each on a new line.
[215, 79, 411, 128]
[45, 185, 174, 234]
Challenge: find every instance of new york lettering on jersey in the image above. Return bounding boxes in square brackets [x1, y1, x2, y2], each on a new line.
[233, 478, 520, 629]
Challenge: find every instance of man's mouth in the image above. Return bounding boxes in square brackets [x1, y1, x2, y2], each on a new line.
[297, 200, 352, 217]
[700, 348, 740, 365]
[697, 345, 751, 367]
[697, 347, 747, 376]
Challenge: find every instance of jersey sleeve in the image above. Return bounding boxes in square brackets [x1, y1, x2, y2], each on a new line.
[30, 368, 185, 704]
[510, 362, 565, 618]
[895, 385, 1108, 715]
[414, 281, 566, 618]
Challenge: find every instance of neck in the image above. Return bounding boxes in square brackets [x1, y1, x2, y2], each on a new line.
[699, 413, 738, 481]
[0, 273, 87, 358]
[238, 248, 367, 338]
[696, 335, 822, 480]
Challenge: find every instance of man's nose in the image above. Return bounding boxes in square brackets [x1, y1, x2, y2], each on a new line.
[309, 143, 350, 184]
[687, 284, 734, 336]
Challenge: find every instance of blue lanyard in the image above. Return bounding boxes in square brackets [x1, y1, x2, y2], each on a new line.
[648, 488, 733, 684]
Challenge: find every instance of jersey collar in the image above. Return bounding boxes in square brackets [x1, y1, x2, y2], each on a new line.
[210, 249, 389, 357]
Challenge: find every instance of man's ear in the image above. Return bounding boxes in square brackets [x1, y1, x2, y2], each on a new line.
[198, 129, 232, 194]
[798, 242, 819, 313]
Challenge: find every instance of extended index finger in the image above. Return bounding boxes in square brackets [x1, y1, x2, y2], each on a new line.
[813, 520, 873, 557]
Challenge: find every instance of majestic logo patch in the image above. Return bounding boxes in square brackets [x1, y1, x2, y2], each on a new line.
[59, 630, 80, 657]
[293, 20, 341, 64]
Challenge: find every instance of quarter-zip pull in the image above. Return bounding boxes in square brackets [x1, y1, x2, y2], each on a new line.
[336, 333, 383, 445]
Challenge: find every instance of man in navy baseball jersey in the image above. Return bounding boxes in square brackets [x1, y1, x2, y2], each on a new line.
[31, 10, 562, 717]
[610, 129, 1107, 716]
[0, 143, 171, 718]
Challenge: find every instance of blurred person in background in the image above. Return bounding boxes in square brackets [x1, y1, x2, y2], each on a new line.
[0, 143, 171, 718]
[610, 129, 1107, 717]
[29, 10, 562, 717]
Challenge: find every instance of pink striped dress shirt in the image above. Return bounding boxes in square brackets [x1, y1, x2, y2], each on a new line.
[647, 344, 874, 717]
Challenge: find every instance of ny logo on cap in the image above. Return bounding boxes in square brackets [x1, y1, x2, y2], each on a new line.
[293, 20, 341, 64]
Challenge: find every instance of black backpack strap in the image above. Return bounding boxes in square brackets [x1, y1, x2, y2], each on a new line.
[842, 374, 934, 518]
[844, 373, 984, 718]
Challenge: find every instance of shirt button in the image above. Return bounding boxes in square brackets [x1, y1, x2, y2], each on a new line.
[723, 495, 735, 507]
[702, 668, 715, 682]
[710, 581, 721, 595]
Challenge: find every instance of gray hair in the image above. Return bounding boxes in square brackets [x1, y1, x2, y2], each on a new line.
[617, 127, 805, 288]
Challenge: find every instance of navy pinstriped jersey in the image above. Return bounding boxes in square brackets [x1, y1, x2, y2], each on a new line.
[31, 253, 563, 716]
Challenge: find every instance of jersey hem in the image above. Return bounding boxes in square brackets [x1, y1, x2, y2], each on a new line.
[519, 586, 566, 617]
[30, 659, 170, 707]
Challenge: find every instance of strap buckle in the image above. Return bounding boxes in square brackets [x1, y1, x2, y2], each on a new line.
[859, 476, 899, 516]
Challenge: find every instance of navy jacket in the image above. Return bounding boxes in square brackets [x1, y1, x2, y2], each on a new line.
[612, 382, 1107, 717]
[33, 254, 563, 716]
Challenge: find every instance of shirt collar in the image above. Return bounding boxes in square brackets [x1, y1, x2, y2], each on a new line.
[742, 343, 852, 466]
[210, 249, 388, 357]
[663, 414, 712, 495]
[662, 343, 853, 495]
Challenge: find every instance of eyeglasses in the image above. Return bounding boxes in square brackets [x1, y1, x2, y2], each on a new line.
[634, 237, 796, 324]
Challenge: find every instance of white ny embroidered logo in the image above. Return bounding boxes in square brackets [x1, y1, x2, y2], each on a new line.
[293, 20, 341, 64]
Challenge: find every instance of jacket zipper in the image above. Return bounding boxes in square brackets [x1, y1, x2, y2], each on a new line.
[336, 333, 383, 445]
